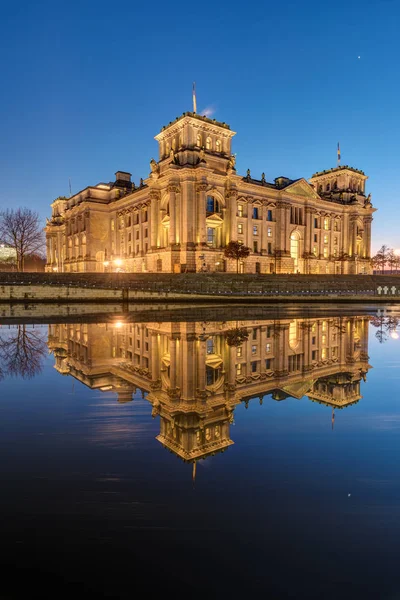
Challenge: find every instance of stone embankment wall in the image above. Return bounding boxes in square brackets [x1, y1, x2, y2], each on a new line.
[1, 273, 400, 303]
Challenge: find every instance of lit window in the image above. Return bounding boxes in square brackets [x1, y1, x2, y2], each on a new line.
[322, 321, 327, 331]
[206, 339, 214, 354]
[206, 196, 220, 214]
[313, 246, 318, 256]
[206, 137, 212, 150]
[266, 343, 271, 353]
[267, 227, 272, 237]
[236, 363, 242, 375]
[321, 348, 327, 359]
[324, 234, 328, 244]
[324, 217, 329, 230]
[216, 139, 221, 152]
[252, 345, 257, 355]
[111, 220, 115, 231]
[323, 247, 329, 258]
[238, 223, 243, 234]
[333, 248, 337, 257]
[253, 225, 258, 236]
[196, 133, 202, 147]
[238, 204, 243, 217]
[207, 227, 216, 247]
[322, 334, 327, 345]
[334, 220, 339, 231]
[237, 347, 242, 357]
[253, 207, 259, 219]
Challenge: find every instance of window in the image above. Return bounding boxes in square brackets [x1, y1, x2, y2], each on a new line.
[238, 223, 243, 234]
[321, 348, 327, 359]
[314, 234, 318, 242]
[323, 247, 329, 258]
[216, 139, 221, 152]
[324, 217, 329, 230]
[253, 207, 259, 219]
[267, 227, 272, 237]
[136, 231, 139, 240]
[111, 219, 115, 231]
[333, 248, 338, 257]
[143, 210, 148, 222]
[252, 345, 257, 355]
[267, 209, 273, 221]
[253, 241, 258, 253]
[334, 236, 338, 245]
[238, 204, 243, 217]
[128, 233, 132, 242]
[236, 363, 242, 375]
[312, 336, 316, 345]
[265, 359, 271, 370]
[324, 234, 328, 244]
[326, 183, 330, 191]
[334, 220, 339, 231]
[207, 227, 216, 247]
[206, 339, 214, 354]
[252, 328, 257, 340]
[322, 334, 327, 345]
[313, 246, 317, 256]
[267, 327, 272, 338]
[206, 196, 220, 215]
[145, 229, 148, 238]
[196, 133, 202, 147]
[253, 225, 258, 236]
[237, 347, 242, 357]
[322, 321, 327, 331]
[266, 242, 271, 254]
[206, 137, 212, 150]
[266, 343, 271, 353]
[251, 361, 258, 373]
[314, 218, 319, 228]
[312, 350, 317, 361]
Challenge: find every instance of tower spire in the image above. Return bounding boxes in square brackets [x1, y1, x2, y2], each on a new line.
[192, 82, 197, 114]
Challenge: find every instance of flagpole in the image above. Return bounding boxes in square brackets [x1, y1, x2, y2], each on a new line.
[192, 82, 197, 113]
[337, 142, 341, 168]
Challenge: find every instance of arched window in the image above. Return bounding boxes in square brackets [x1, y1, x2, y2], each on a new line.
[196, 133, 202, 147]
[216, 139, 221, 152]
[206, 196, 220, 215]
[206, 137, 212, 150]
[318, 185, 323, 194]
[326, 183, 330, 191]
[333, 180, 338, 190]
[290, 231, 300, 269]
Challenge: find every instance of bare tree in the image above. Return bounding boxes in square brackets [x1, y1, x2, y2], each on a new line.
[371, 245, 392, 275]
[0, 325, 47, 378]
[224, 241, 251, 273]
[0, 208, 44, 272]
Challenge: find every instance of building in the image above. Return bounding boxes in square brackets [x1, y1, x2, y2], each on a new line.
[47, 315, 371, 465]
[45, 111, 376, 274]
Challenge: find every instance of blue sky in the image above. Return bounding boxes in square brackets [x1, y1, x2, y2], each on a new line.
[0, 0, 398, 252]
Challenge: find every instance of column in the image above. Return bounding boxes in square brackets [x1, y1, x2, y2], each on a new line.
[149, 191, 159, 249]
[168, 184, 177, 245]
[247, 197, 253, 249]
[261, 204, 266, 252]
[364, 216, 372, 259]
[196, 183, 207, 245]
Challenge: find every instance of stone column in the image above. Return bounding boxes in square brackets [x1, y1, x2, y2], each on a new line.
[226, 189, 238, 242]
[247, 197, 253, 249]
[351, 215, 358, 257]
[149, 191, 160, 249]
[196, 339, 207, 397]
[168, 184, 178, 245]
[196, 183, 208, 245]
[364, 216, 372, 259]
[305, 208, 312, 255]
[261, 204, 266, 252]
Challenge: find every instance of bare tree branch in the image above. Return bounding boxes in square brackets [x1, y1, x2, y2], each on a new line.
[0, 208, 44, 272]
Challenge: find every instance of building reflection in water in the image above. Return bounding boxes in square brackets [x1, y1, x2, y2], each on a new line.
[48, 316, 371, 473]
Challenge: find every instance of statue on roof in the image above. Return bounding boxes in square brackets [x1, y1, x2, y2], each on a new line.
[364, 193, 372, 207]
[246, 168, 251, 180]
[150, 158, 159, 177]
[261, 172, 266, 183]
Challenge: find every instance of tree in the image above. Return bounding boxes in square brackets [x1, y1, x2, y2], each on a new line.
[371, 245, 392, 274]
[224, 241, 251, 273]
[0, 325, 47, 378]
[0, 208, 44, 272]
[224, 327, 249, 347]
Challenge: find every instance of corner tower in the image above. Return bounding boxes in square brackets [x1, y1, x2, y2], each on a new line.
[154, 112, 236, 175]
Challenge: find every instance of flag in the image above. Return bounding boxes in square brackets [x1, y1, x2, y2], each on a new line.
[337, 142, 341, 165]
[192, 82, 197, 113]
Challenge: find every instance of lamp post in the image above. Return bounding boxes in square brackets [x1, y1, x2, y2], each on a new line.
[103, 260, 110, 273]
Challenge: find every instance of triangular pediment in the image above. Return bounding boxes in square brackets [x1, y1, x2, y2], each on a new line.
[285, 178, 320, 199]
[281, 379, 314, 399]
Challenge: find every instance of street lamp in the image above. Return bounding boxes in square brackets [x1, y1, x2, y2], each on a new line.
[103, 260, 110, 272]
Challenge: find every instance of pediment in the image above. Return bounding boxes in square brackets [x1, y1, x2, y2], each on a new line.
[281, 379, 314, 399]
[285, 179, 319, 199]
[206, 213, 224, 225]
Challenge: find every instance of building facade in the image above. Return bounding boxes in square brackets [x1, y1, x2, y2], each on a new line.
[45, 112, 376, 274]
[47, 315, 371, 465]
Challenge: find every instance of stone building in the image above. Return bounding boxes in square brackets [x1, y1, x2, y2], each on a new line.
[48, 315, 371, 465]
[45, 111, 376, 274]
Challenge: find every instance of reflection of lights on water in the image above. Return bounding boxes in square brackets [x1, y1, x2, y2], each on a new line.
[114, 321, 124, 329]
[390, 331, 399, 339]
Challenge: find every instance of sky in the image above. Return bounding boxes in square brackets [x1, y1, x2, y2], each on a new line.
[0, 0, 399, 253]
